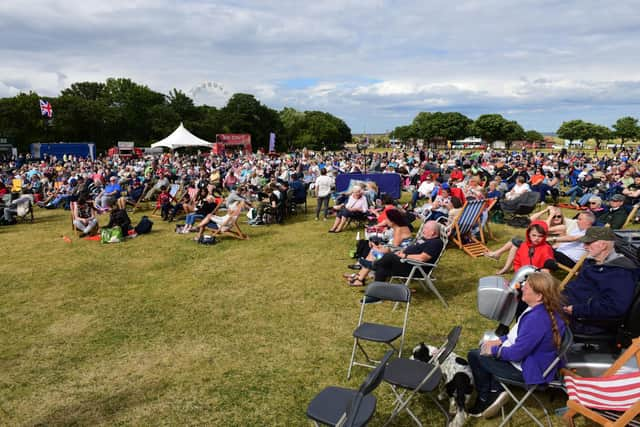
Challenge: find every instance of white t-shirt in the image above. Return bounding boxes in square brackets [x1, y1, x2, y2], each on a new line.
[557, 222, 587, 262]
[417, 180, 436, 197]
[315, 175, 334, 198]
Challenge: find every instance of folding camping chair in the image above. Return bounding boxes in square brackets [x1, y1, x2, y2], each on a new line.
[347, 282, 411, 380]
[449, 199, 489, 257]
[130, 183, 149, 214]
[494, 328, 574, 427]
[563, 337, 640, 427]
[306, 350, 394, 427]
[381, 326, 462, 427]
[624, 203, 640, 228]
[389, 223, 449, 307]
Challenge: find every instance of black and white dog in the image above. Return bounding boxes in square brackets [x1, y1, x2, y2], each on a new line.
[411, 342, 474, 427]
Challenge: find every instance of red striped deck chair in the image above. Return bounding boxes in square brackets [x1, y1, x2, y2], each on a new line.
[450, 199, 489, 257]
[563, 337, 640, 427]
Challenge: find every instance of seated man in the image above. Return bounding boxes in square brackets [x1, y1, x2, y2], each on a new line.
[596, 194, 627, 229]
[98, 176, 122, 210]
[372, 220, 444, 283]
[118, 179, 145, 210]
[550, 210, 595, 267]
[562, 227, 639, 335]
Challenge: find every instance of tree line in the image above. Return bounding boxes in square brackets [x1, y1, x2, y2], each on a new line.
[391, 112, 640, 150]
[0, 78, 352, 153]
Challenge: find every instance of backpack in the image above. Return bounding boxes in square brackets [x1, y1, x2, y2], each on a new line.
[135, 216, 153, 234]
[197, 235, 217, 245]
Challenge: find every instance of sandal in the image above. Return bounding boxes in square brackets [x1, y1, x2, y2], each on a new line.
[483, 252, 500, 261]
[348, 278, 366, 287]
[343, 273, 357, 280]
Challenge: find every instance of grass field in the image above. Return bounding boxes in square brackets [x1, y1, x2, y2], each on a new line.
[0, 199, 617, 426]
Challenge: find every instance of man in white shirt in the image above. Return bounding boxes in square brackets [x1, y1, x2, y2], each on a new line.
[411, 174, 436, 208]
[314, 168, 334, 220]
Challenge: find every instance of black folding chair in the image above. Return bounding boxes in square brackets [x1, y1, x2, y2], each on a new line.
[495, 328, 574, 427]
[307, 350, 394, 427]
[382, 326, 463, 427]
[347, 282, 412, 380]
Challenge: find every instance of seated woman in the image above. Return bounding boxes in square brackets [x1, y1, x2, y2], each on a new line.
[467, 271, 566, 418]
[328, 185, 368, 233]
[344, 209, 413, 287]
[180, 194, 218, 234]
[194, 200, 247, 241]
[72, 196, 99, 236]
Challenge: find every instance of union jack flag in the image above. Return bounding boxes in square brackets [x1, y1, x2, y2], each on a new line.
[39, 99, 53, 118]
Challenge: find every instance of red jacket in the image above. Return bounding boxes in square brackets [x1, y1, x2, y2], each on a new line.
[513, 220, 555, 272]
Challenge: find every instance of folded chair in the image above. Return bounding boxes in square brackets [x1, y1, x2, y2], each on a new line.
[382, 325, 462, 427]
[563, 337, 640, 427]
[501, 191, 540, 228]
[624, 203, 640, 228]
[450, 199, 489, 257]
[307, 350, 394, 427]
[494, 328, 574, 427]
[347, 282, 411, 380]
[389, 223, 449, 307]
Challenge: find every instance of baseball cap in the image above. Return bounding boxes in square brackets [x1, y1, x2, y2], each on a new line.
[579, 227, 616, 243]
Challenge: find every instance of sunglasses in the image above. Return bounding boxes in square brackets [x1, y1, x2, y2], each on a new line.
[552, 215, 563, 219]
[589, 202, 598, 205]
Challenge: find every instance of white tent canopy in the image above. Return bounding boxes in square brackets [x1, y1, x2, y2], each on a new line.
[151, 123, 213, 149]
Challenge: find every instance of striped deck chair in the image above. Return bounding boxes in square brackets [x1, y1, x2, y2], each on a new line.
[563, 337, 640, 427]
[450, 199, 489, 257]
[151, 183, 181, 217]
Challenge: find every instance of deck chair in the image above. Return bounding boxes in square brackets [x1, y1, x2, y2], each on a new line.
[557, 254, 588, 289]
[563, 337, 640, 427]
[450, 199, 489, 257]
[151, 183, 181, 217]
[307, 350, 394, 427]
[382, 325, 462, 427]
[129, 184, 149, 214]
[389, 223, 449, 307]
[494, 328, 573, 427]
[207, 214, 248, 240]
[347, 282, 411, 380]
[481, 198, 498, 241]
[624, 204, 640, 228]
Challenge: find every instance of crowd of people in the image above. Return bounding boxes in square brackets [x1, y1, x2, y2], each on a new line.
[2, 143, 640, 422]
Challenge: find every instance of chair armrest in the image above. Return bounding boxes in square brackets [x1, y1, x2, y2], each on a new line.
[400, 258, 436, 268]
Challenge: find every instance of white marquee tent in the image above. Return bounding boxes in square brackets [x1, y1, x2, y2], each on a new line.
[150, 123, 213, 149]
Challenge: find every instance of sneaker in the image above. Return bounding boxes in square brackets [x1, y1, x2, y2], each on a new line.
[482, 391, 509, 419]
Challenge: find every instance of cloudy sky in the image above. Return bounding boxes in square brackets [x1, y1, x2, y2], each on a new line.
[2, 0, 640, 133]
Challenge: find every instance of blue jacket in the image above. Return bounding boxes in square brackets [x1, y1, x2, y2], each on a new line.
[492, 304, 566, 385]
[563, 254, 639, 334]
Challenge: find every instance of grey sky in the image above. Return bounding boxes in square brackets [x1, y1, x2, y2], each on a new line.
[2, 0, 639, 132]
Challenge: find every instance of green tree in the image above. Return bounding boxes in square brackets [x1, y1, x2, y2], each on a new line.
[167, 89, 197, 122]
[589, 124, 613, 150]
[390, 125, 415, 141]
[556, 120, 589, 143]
[503, 121, 525, 148]
[524, 130, 544, 143]
[0, 92, 47, 152]
[61, 82, 106, 101]
[221, 93, 283, 151]
[613, 116, 639, 147]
